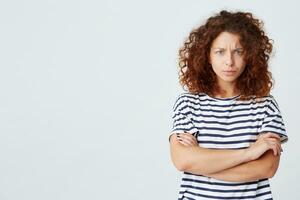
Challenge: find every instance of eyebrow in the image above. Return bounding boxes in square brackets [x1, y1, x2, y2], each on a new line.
[212, 47, 244, 50]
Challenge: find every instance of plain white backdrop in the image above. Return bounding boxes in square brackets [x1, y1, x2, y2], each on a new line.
[0, 0, 299, 199]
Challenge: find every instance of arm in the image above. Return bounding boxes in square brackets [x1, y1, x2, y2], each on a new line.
[205, 149, 280, 182]
[169, 133, 251, 175]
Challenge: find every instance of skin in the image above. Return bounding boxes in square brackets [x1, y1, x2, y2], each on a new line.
[175, 132, 282, 182]
[176, 132, 282, 158]
[170, 31, 282, 182]
[209, 31, 247, 98]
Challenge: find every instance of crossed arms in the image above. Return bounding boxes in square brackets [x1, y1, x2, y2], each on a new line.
[169, 133, 281, 182]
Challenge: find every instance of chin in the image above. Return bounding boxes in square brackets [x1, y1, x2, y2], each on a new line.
[220, 76, 238, 82]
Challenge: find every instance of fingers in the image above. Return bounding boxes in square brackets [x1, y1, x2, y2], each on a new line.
[259, 132, 282, 155]
[176, 133, 198, 147]
[266, 137, 281, 143]
[260, 132, 281, 140]
[268, 141, 279, 156]
[276, 142, 281, 156]
[276, 139, 283, 155]
[177, 133, 197, 146]
[265, 137, 282, 156]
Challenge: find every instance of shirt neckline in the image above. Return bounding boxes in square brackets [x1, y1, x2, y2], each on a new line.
[204, 93, 241, 101]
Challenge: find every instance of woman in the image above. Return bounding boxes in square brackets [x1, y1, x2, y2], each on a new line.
[169, 10, 288, 200]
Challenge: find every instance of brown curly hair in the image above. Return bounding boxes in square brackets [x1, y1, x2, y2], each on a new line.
[178, 10, 274, 100]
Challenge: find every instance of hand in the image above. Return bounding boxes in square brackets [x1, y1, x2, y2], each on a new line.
[176, 132, 198, 147]
[246, 132, 282, 161]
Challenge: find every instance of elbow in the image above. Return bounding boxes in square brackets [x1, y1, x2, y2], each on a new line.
[260, 150, 280, 179]
[174, 163, 186, 172]
[172, 155, 191, 172]
[169, 133, 192, 172]
[266, 169, 276, 179]
[267, 164, 279, 178]
[264, 160, 279, 178]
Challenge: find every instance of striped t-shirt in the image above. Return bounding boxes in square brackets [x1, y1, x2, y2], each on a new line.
[169, 92, 288, 200]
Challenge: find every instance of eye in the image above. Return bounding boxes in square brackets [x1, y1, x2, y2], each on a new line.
[234, 50, 244, 55]
[215, 50, 224, 55]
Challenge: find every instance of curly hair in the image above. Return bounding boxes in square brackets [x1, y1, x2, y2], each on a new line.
[178, 10, 274, 100]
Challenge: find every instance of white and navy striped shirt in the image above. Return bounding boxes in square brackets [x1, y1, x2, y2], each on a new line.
[169, 92, 288, 200]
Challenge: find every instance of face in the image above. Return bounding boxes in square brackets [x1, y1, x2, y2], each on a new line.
[209, 32, 246, 88]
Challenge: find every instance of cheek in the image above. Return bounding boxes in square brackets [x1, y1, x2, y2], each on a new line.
[236, 58, 246, 69]
[238, 64, 247, 74]
[211, 65, 222, 76]
[210, 56, 222, 69]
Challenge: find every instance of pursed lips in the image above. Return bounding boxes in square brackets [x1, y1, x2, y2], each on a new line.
[222, 70, 237, 76]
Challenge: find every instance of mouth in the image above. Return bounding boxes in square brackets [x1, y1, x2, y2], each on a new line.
[223, 70, 237, 76]
[223, 70, 236, 72]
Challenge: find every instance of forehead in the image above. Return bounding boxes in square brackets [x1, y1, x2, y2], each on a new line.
[211, 32, 242, 48]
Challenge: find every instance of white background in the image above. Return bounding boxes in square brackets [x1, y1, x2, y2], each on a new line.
[0, 0, 299, 199]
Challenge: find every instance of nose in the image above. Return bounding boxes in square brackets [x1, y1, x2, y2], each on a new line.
[225, 52, 234, 67]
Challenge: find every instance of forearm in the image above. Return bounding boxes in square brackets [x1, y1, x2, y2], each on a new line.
[183, 147, 251, 175]
[205, 150, 280, 182]
[170, 134, 251, 174]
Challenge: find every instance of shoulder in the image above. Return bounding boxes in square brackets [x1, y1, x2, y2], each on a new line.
[267, 94, 281, 113]
[173, 92, 199, 103]
[249, 94, 275, 104]
[176, 92, 200, 100]
[172, 92, 200, 110]
[253, 94, 281, 113]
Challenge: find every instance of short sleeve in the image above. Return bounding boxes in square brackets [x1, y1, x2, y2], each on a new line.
[259, 95, 288, 144]
[168, 94, 198, 142]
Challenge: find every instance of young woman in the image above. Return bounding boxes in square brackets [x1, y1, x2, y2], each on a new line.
[169, 10, 288, 200]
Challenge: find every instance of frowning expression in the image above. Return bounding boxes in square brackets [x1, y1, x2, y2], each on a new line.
[209, 32, 247, 85]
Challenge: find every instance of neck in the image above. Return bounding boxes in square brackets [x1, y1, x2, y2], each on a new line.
[214, 81, 239, 98]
